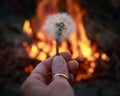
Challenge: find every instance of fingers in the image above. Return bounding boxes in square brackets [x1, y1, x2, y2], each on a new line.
[30, 52, 72, 84]
[59, 52, 71, 62]
[68, 60, 79, 73]
[30, 52, 79, 85]
[31, 57, 53, 76]
[51, 56, 79, 83]
[49, 55, 69, 86]
[69, 73, 74, 83]
[21, 52, 78, 96]
[50, 56, 70, 86]
[52, 56, 69, 78]
[49, 56, 74, 96]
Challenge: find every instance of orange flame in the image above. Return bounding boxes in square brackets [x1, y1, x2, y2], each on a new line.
[24, 65, 33, 73]
[23, 20, 32, 36]
[23, 0, 110, 81]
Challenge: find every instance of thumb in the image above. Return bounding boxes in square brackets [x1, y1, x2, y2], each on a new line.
[49, 56, 74, 96]
[52, 56, 69, 79]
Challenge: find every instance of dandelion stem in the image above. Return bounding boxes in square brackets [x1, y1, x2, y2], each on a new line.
[43, 13, 75, 56]
[56, 39, 59, 55]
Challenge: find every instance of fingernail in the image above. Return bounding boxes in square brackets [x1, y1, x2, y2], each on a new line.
[73, 60, 79, 65]
[53, 56, 66, 67]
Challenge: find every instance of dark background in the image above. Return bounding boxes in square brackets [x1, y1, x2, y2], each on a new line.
[0, 0, 120, 96]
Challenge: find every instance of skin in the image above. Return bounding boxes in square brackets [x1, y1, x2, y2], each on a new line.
[21, 52, 79, 96]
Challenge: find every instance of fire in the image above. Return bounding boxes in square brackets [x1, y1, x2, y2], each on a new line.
[88, 68, 94, 74]
[79, 42, 92, 58]
[24, 65, 33, 73]
[37, 52, 47, 61]
[30, 44, 39, 58]
[101, 53, 110, 61]
[22, 0, 110, 81]
[90, 62, 96, 68]
[95, 52, 100, 58]
[23, 19, 32, 36]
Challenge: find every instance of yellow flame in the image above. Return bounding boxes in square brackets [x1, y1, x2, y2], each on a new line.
[79, 42, 92, 58]
[29, 44, 38, 58]
[23, 20, 32, 36]
[101, 53, 110, 61]
[37, 31, 45, 40]
[37, 52, 47, 61]
[95, 52, 100, 58]
[90, 62, 96, 68]
[88, 68, 94, 74]
[37, 42, 46, 49]
[43, 45, 51, 53]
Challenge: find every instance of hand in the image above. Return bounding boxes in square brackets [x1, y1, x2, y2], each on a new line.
[21, 52, 79, 96]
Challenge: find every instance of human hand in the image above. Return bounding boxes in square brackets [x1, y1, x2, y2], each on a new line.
[21, 52, 79, 96]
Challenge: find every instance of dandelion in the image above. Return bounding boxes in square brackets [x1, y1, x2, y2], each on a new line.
[43, 13, 75, 55]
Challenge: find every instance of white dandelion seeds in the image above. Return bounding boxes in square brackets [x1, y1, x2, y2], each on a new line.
[43, 13, 75, 55]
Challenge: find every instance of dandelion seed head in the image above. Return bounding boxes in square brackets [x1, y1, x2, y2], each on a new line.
[43, 13, 75, 41]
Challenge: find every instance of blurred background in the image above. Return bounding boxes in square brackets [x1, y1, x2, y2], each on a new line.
[0, 0, 120, 96]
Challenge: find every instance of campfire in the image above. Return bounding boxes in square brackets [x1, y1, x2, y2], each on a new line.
[22, 0, 110, 81]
